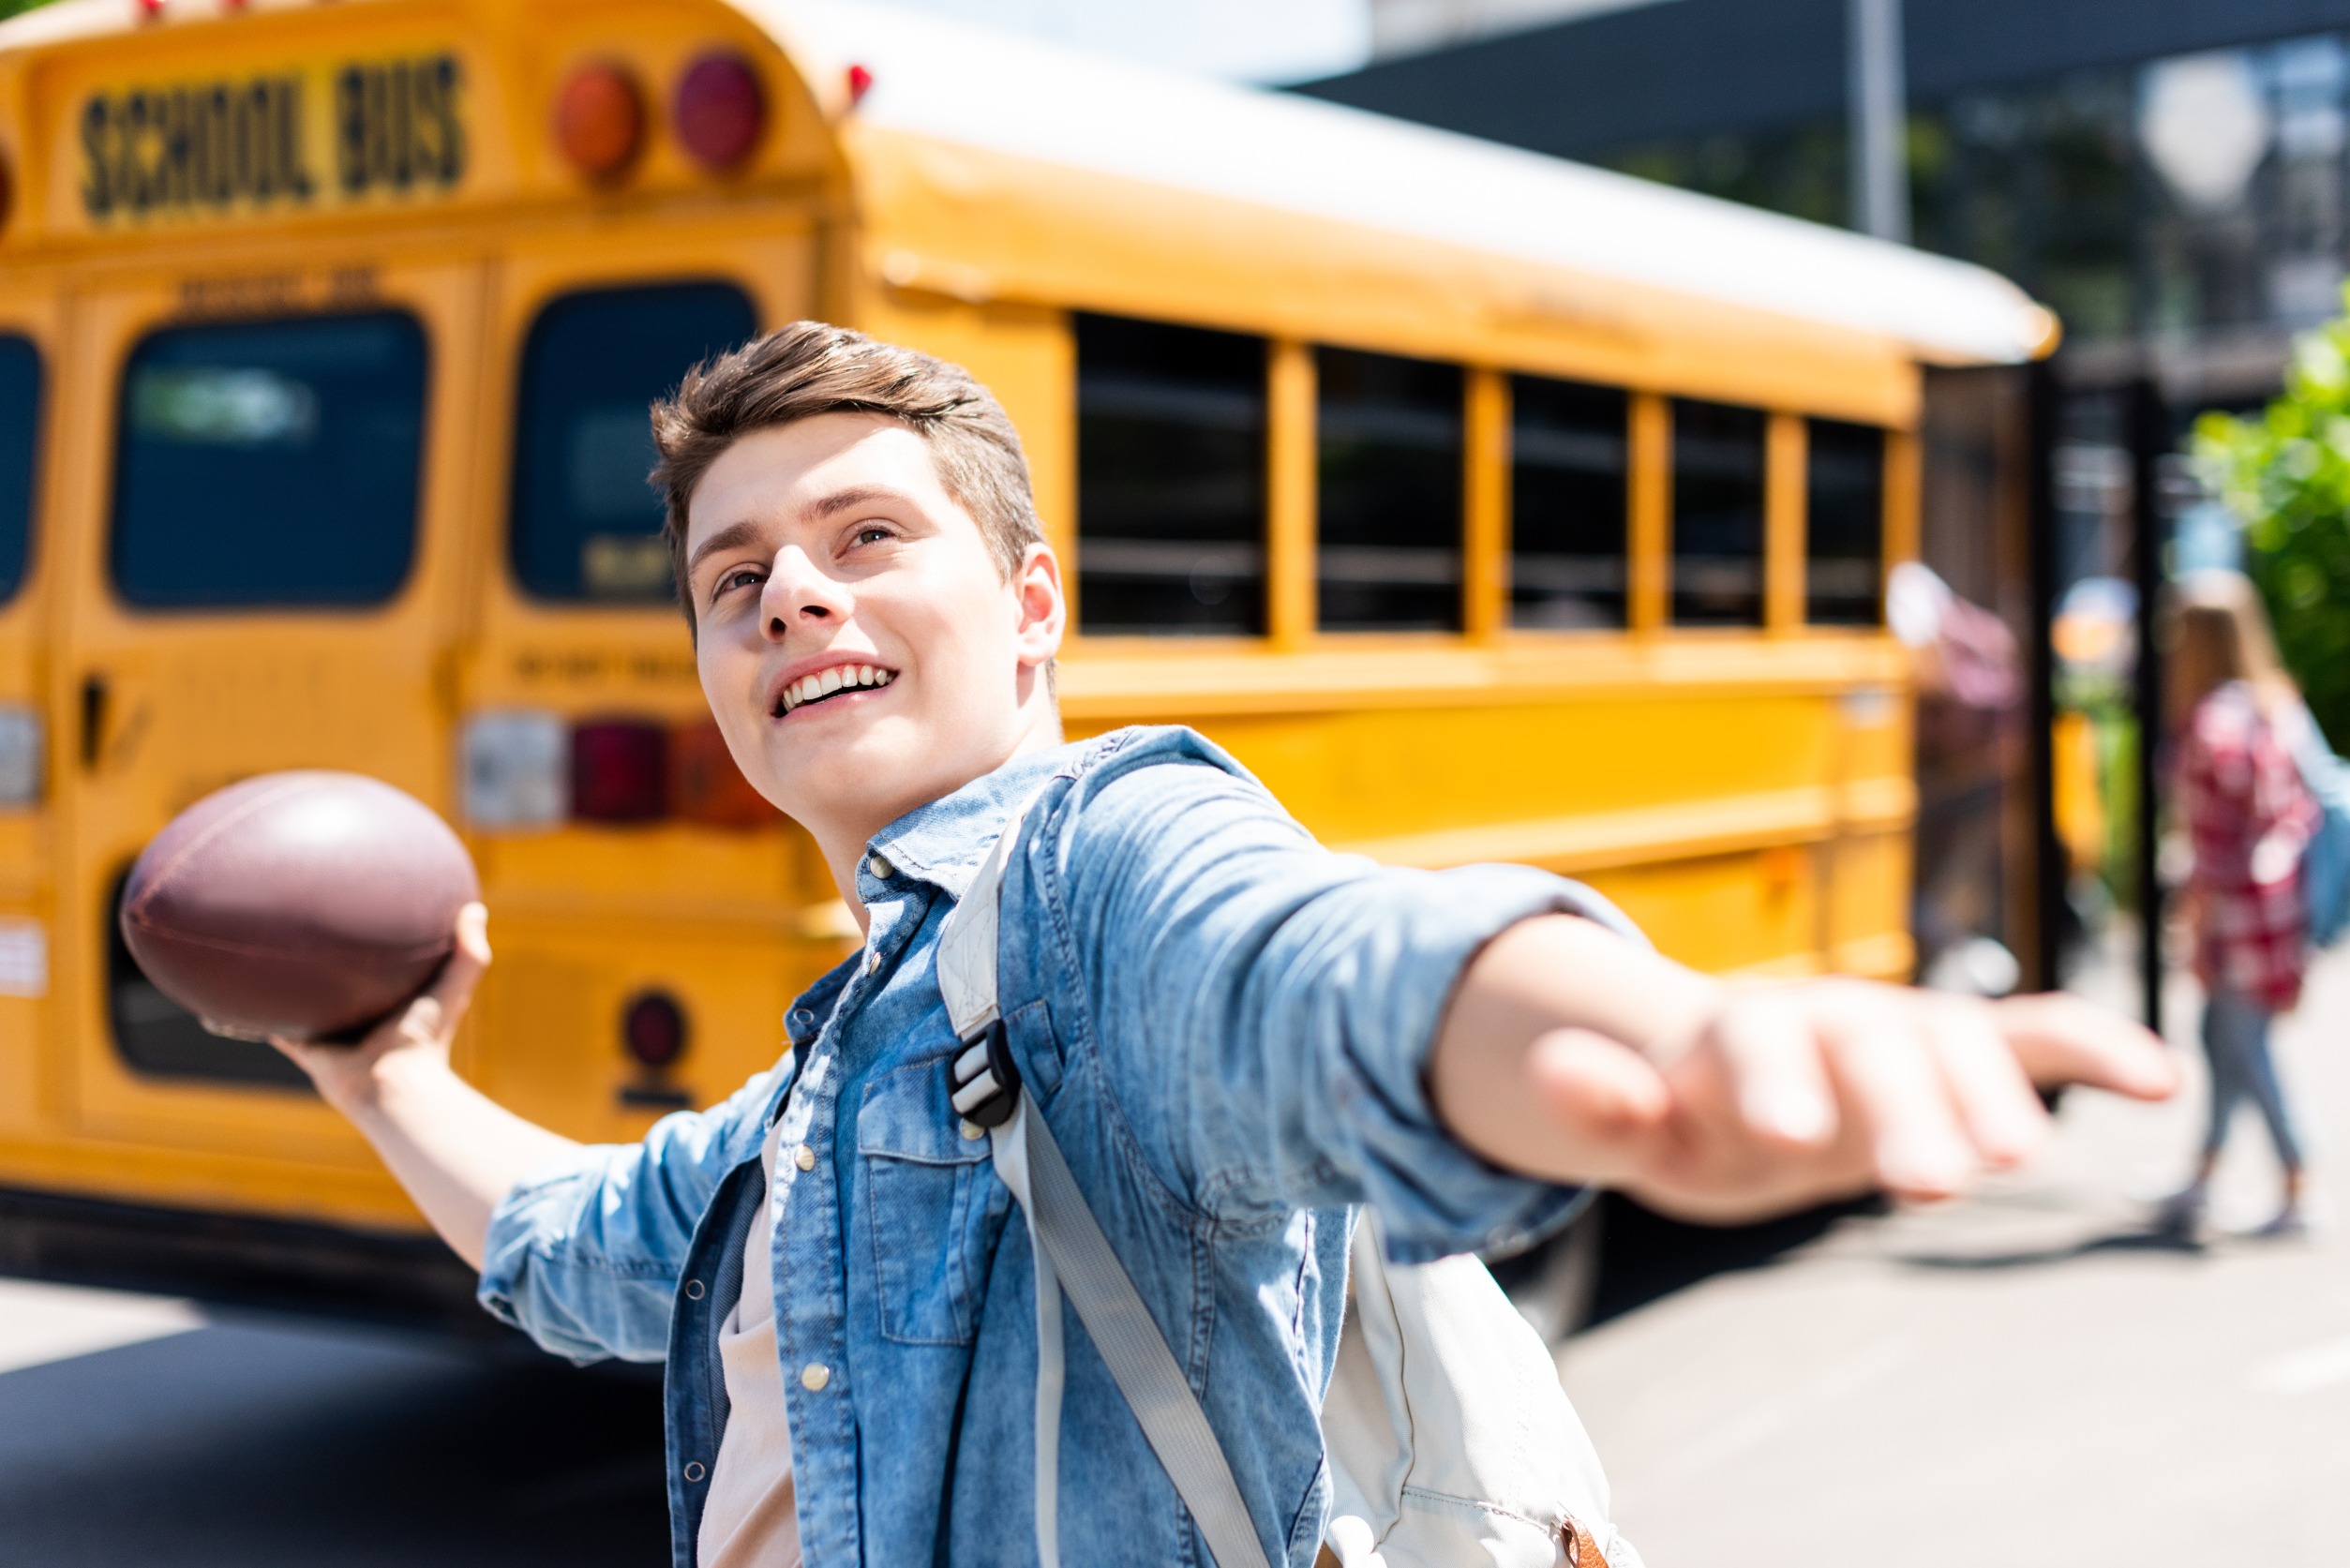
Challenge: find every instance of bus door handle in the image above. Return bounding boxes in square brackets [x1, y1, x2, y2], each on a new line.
[80, 672, 108, 770]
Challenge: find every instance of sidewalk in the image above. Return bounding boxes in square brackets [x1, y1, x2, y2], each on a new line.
[1558, 945, 2350, 1568]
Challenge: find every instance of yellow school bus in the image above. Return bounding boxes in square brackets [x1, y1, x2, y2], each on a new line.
[0, 0, 2052, 1320]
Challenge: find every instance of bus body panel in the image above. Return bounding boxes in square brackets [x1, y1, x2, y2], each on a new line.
[0, 0, 2004, 1304]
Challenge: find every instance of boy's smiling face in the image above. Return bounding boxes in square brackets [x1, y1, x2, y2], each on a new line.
[682, 412, 1064, 860]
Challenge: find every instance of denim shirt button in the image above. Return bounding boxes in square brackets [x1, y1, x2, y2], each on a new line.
[683, 1461, 707, 1484]
[959, 1119, 985, 1142]
[794, 1143, 817, 1171]
[800, 1362, 831, 1392]
[866, 853, 892, 880]
[683, 1278, 706, 1301]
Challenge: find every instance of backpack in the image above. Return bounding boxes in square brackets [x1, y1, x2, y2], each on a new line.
[2282, 702, 2350, 949]
[936, 786, 1641, 1568]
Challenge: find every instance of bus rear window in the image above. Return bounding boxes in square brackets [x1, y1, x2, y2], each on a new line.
[1076, 314, 1266, 636]
[1510, 376, 1627, 629]
[1806, 419, 1886, 625]
[1670, 398, 1765, 627]
[112, 312, 428, 608]
[511, 282, 758, 605]
[0, 336, 39, 605]
[1318, 348, 1463, 632]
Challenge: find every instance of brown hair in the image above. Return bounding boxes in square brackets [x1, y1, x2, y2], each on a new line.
[2168, 569, 2298, 724]
[649, 321, 1043, 626]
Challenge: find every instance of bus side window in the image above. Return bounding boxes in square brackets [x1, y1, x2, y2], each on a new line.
[1670, 398, 1766, 627]
[1317, 348, 1463, 633]
[113, 311, 427, 607]
[0, 336, 39, 605]
[1509, 375, 1627, 629]
[1806, 418, 1886, 625]
[1074, 314, 1266, 636]
[511, 282, 758, 605]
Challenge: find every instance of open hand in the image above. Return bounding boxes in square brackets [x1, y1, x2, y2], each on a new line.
[1531, 984, 2176, 1220]
[1433, 917, 2178, 1221]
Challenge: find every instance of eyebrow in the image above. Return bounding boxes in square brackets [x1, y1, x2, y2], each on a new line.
[684, 486, 917, 576]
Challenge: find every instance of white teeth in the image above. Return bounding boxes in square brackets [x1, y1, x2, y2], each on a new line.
[780, 665, 893, 714]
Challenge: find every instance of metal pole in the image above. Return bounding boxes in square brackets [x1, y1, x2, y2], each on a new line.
[2026, 358, 2064, 993]
[1848, 0, 1910, 243]
[2129, 377, 2169, 1035]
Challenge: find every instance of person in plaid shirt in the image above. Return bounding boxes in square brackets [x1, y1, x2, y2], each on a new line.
[2161, 573, 2321, 1239]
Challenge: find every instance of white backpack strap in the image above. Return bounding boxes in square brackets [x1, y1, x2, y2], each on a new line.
[937, 790, 1273, 1568]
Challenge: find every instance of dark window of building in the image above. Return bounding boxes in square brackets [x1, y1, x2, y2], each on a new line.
[1670, 398, 1765, 626]
[107, 868, 310, 1090]
[512, 282, 758, 605]
[1318, 348, 1462, 631]
[112, 312, 428, 608]
[1806, 418, 1886, 625]
[1510, 375, 1627, 628]
[1075, 314, 1266, 635]
[0, 336, 39, 605]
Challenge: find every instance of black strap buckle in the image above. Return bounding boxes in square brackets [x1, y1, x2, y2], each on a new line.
[949, 1017, 1021, 1128]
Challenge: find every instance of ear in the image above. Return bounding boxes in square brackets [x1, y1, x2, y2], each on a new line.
[1010, 543, 1068, 669]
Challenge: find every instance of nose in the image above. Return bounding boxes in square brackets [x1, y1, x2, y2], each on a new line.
[759, 545, 852, 643]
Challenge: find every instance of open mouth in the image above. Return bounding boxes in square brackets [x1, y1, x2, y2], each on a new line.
[774, 662, 897, 718]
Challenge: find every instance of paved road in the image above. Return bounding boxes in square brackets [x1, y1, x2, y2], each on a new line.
[0, 1287, 666, 1566]
[1560, 945, 2350, 1568]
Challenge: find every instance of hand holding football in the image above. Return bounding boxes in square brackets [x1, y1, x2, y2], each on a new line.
[120, 771, 481, 1044]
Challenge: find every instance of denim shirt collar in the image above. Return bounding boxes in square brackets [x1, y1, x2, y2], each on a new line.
[857, 738, 1097, 903]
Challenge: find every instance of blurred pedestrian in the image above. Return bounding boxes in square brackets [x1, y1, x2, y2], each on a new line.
[2160, 571, 2323, 1238]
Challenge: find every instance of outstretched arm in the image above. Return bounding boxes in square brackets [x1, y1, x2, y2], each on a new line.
[273, 903, 578, 1270]
[1429, 914, 2178, 1221]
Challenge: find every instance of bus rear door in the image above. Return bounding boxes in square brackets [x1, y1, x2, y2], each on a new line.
[50, 261, 485, 1222]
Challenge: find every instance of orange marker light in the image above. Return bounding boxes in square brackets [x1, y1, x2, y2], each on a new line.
[555, 62, 647, 183]
[674, 50, 765, 172]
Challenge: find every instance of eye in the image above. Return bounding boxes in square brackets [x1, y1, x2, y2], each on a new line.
[849, 523, 893, 547]
[711, 564, 764, 600]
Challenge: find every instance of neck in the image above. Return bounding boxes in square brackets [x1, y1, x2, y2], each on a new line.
[813, 699, 1064, 936]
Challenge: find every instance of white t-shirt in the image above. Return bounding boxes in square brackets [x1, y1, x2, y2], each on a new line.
[696, 1116, 801, 1568]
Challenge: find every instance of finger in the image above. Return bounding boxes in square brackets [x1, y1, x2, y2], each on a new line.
[1523, 1026, 1675, 1184]
[1711, 992, 1839, 1149]
[1922, 998, 2049, 1167]
[1991, 993, 2178, 1100]
[419, 903, 491, 1034]
[1819, 993, 1979, 1200]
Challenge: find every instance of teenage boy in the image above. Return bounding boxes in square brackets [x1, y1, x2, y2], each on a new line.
[278, 322, 2175, 1568]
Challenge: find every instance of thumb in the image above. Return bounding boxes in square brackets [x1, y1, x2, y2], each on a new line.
[414, 902, 491, 1037]
[1523, 1026, 1674, 1184]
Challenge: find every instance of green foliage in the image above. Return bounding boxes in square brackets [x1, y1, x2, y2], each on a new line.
[2192, 295, 2350, 754]
[0, 0, 57, 19]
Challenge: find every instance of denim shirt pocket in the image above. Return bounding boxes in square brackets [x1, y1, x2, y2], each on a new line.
[857, 1053, 1000, 1345]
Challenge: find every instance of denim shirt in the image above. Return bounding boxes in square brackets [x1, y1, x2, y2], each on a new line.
[478, 725, 1623, 1568]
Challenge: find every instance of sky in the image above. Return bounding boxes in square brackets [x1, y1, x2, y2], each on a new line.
[876, 0, 1374, 83]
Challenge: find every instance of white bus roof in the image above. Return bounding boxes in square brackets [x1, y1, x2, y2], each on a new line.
[756, 0, 2052, 366]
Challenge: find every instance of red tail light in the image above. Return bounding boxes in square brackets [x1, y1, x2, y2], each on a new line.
[669, 720, 776, 829]
[571, 720, 667, 822]
[555, 61, 647, 182]
[621, 990, 689, 1068]
[673, 50, 764, 171]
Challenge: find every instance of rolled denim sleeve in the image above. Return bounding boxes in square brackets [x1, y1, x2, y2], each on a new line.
[476, 1068, 778, 1363]
[1051, 750, 1646, 1264]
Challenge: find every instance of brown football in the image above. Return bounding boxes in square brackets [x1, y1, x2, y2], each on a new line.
[120, 771, 480, 1044]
